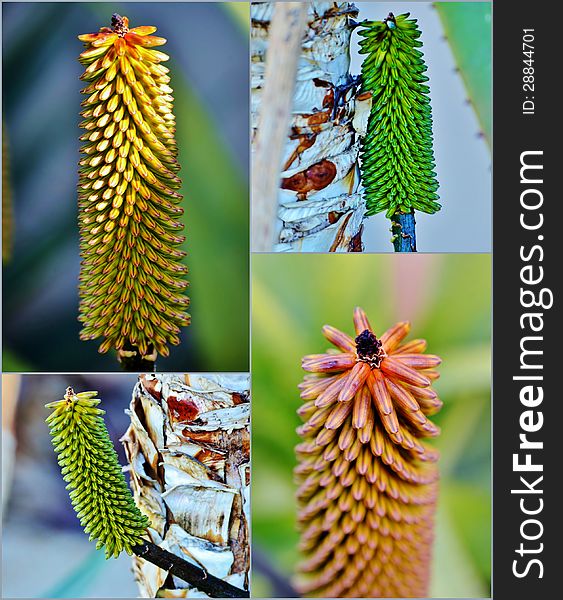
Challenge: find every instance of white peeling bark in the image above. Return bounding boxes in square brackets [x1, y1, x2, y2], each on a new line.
[251, 1, 366, 252]
[122, 374, 250, 598]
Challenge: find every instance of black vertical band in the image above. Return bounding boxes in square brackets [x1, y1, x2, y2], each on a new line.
[493, 1, 559, 597]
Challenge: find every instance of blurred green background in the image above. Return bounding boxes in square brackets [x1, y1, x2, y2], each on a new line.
[2, 2, 249, 372]
[252, 253, 491, 598]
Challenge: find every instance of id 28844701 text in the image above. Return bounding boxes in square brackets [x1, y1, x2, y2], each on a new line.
[522, 29, 535, 115]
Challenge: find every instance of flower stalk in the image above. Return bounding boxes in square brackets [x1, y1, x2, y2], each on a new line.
[77, 15, 190, 368]
[295, 307, 442, 597]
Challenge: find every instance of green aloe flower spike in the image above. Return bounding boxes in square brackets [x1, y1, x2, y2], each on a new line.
[46, 387, 150, 559]
[359, 12, 440, 219]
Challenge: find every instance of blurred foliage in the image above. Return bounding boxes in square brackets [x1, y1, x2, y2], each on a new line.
[222, 1, 250, 32]
[436, 1, 492, 145]
[2, 2, 249, 372]
[2, 126, 12, 263]
[252, 254, 491, 597]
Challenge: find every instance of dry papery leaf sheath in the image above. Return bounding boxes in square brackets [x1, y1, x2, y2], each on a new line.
[122, 374, 251, 597]
[78, 15, 190, 366]
[296, 307, 442, 597]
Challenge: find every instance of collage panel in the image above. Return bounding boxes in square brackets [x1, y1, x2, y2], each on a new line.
[252, 253, 491, 597]
[2, 372, 250, 598]
[251, 1, 491, 252]
[2, 2, 249, 373]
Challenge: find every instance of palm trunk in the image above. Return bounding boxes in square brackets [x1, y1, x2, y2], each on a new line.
[251, 1, 367, 252]
[122, 374, 250, 597]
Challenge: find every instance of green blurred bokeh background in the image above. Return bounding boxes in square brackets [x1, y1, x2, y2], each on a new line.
[2, 2, 249, 372]
[252, 253, 491, 598]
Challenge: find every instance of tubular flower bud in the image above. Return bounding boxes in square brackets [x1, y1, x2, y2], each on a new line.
[46, 387, 150, 559]
[359, 12, 440, 218]
[296, 307, 442, 597]
[77, 14, 190, 362]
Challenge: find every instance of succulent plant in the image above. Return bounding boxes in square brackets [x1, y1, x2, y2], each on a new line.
[295, 307, 442, 597]
[46, 387, 150, 559]
[359, 13, 440, 220]
[77, 14, 190, 366]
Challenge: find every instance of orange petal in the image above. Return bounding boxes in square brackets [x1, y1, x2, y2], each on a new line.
[370, 425, 385, 456]
[402, 383, 437, 401]
[325, 401, 353, 430]
[125, 44, 141, 61]
[365, 455, 381, 485]
[306, 404, 333, 429]
[385, 378, 421, 412]
[365, 485, 378, 509]
[126, 33, 167, 47]
[340, 469, 355, 487]
[421, 420, 441, 437]
[322, 325, 356, 352]
[299, 375, 337, 400]
[91, 33, 118, 48]
[338, 361, 370, 403]
[380, 321, 410, 351]
[402, 404, 441, 437]
[79, 46, 108, 60]
[352, 385, 373, 429]
[389, 430, 406, 450]
[366, 370, 393, 415]
[353, 306, 372, 335]
[422, 369, 440, 381]
[338, 421, 355, 451]
[129, 26, 158, 36]
[296, 440, 317, 455]
[323, 443, 340, 462]
[351, 477, 367, 502]
[380, 357, 431, 388]
[302, 353, 356, 374]
[399, 427, 422, 452]
[315, 427, 337, 447]
[380, 411, 400, 436]
[393, 338, 427, 354]
[394, 427, 422, 453]
[137, 48, 170, 64]
[343, 437, 361, 462]
[356, 447, 371, 474]
[332, 455, 348, 477]
[358, 422, 372, 444]
[392, 353, 441, 369]
[296, 401, 316, 420]
[115, 37, 126, 56]
[416, 443, 440, 462]
[78, 33, 109, 42]
[315, 374, 348, 407]
[416, 395, 443, 416]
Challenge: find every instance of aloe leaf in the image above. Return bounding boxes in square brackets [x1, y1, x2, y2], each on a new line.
[435, 2, 492, 145]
